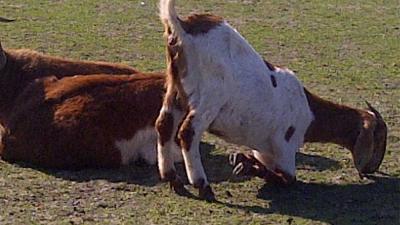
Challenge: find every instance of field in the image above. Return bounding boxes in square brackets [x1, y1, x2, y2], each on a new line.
[0, 0, 399, 224]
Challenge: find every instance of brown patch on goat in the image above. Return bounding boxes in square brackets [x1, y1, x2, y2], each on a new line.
[1, 73, 166, 169]
[264, 60, 276, 71]
[156, 112, 174, 146]
[0, 48, 138, 125]
[270, 75, 277, 88]
[303, 88, 363, 150]
[178, 114, 195, 151]
[179, 14, 223, 35]
[285, 126, 295, 142]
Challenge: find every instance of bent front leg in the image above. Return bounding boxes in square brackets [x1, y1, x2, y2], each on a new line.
[230, 150, 296, 186]
[178, 110, 217, 201]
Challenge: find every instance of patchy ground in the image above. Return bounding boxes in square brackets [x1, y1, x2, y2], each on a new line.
[0, 0, 399, 224]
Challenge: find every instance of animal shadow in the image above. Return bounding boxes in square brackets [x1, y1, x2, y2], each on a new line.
[222, 175, 399, 225]
[10, 142, 341, 187]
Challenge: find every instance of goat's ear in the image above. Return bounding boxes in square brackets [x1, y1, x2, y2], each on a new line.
[0, 41, 6, 70]
[352, 115, 376, 175]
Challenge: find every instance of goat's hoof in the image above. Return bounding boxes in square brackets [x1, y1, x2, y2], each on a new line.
[229, 153, 253, 176]
[232, 162, 250, 176]
[229, 152, 248, 166]
[198, 185, 216, 202]
[169, 178, 190, 197]
[230, 152, 259, 177]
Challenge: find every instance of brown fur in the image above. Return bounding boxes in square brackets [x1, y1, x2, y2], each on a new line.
[156, 112, 174, 146]
[304, 88, 365, 150]
[303, 88, 387, 173]
[179, 14, 223, 35]
[0, 73, 165, 169]
[0, 48, 138, 124]
[178, 113, 195, 151]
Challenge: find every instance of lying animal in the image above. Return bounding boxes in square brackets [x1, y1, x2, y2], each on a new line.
[156, 0, 387, 200]
[0, 73, 182, 169]
[0, 42, 138, 126]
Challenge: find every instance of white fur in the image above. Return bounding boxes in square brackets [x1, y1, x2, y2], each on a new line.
[158, 0, 314, 188]
[116, 127, 182, 165]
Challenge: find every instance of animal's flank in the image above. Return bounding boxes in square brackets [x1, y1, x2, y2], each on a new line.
[1, 73, 179, 169]
[0, 48, 138, 125]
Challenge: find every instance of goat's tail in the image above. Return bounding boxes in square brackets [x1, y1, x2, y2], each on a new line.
[159, 0, 185, 37]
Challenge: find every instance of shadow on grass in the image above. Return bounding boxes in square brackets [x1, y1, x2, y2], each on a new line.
[222, 175, 400, 225]
[8, 141, 341, 189]
[13, 142, 341, 187]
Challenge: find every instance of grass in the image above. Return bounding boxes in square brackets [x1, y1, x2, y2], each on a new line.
[0, 0, 399, 224]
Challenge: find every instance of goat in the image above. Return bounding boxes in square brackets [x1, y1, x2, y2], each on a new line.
[0, 73, 182, 169]
[156, 0, 387, 201]
[0, 42, 138, 127]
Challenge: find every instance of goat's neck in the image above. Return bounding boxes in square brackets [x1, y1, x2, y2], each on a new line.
[304, 88, 364, 151]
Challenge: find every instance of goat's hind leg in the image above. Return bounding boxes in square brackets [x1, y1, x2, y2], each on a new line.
[178, 110, 217, 201]
[156, 105, 188, 196]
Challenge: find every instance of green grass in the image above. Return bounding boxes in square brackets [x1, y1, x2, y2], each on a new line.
[1, 0, 399, 224]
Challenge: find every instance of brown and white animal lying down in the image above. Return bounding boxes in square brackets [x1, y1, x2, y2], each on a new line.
[0, 42, 138, 126]
[156, 0, 387, 201]
[0, 73, 183, 169]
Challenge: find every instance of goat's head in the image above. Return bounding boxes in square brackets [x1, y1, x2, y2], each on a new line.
[352, 102, 387, 175]
[0, 41, 6, 71]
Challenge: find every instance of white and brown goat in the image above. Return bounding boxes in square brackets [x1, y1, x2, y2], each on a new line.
[156, 0, 387, 201]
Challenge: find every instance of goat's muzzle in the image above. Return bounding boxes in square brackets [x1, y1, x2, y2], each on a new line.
[353, 102, 388, 175]
[362, 102, 388, 174]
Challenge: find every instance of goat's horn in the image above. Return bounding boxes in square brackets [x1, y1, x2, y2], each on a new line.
[0, 17, 15, 23]
[365, 101, 384, 121]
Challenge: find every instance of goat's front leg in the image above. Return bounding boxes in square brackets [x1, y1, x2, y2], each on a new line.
[230, 150, 296, 186]
[156, 106, 187, 196]
[178, 110, 216, 201]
